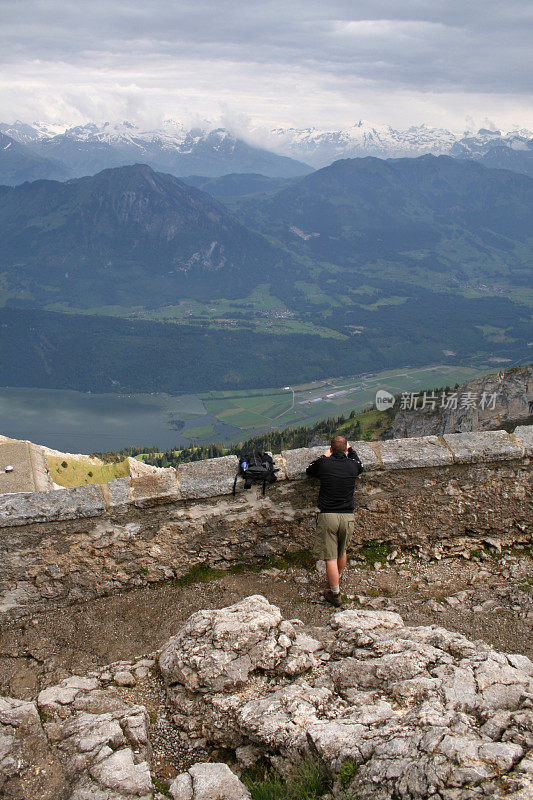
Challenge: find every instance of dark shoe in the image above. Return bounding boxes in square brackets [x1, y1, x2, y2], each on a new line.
[323, 589, 342, 608]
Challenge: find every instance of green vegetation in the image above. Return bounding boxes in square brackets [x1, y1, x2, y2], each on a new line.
[173, 562, 229, 588]
[172, 551, 316, 589]
[47, 456, 130, 487]
[1, 158, 532, 410]
[357, 541, 395, 567]
[338, 759, 360, 786]
[1, 293, 529, 404]
[242, 759, 331, 800]
[150, 775, 171, 797]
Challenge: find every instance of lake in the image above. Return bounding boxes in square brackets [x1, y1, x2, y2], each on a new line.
[0, 387, 191, 453]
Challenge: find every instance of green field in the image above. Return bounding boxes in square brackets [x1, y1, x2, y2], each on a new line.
[173, 362, 497, 443]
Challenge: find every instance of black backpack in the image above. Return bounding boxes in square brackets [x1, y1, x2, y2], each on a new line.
[233, 451, 278, 496]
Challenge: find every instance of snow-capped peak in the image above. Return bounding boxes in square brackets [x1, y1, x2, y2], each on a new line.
[0, 120, 69, 143]
[256, 121, 532, 167]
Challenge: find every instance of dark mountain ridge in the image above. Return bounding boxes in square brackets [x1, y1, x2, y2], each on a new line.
[0, 132, 69, 185]
[234, 154, 533, 289]
[0, 164, 298, 307]
[1, 154, 532, 319]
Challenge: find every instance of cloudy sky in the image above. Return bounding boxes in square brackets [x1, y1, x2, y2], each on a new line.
[1, 0, 532, 134]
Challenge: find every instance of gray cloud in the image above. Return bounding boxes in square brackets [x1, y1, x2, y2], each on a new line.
[0, 0, 531, 131]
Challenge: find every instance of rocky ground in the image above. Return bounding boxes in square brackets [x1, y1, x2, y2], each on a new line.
[1, 543, 531, 701]
[1, 586, 533, 799]
[0, 544, 532, 799]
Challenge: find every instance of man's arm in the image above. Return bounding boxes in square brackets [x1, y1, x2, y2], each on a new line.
[347, 446, 363, 475]
[306, 456, 324, 477]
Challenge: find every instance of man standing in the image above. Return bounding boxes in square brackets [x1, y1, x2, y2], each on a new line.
[306, 435, 363, 607]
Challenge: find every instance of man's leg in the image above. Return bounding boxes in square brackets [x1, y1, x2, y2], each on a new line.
[325, 558, 340, 593]
[324, 558, 342, 607]
[326, 551, 347, 592]
[337, 551, 347, 580]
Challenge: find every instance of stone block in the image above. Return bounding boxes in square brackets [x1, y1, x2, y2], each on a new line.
[512, 425, 533, 456]
[443, 430, 524, 464]
[270, 453, 287, 480]
[283, 441, 381, 479]
[177, 455, 239, 499]
[28, 443, 55, 492]
[101, 477, 131, 512]
[348, 440, 381, 471]
[283, 446, 327, 479]
[169, 762, 251, 800]
[0, 485, 106, 528]
[129, 469, 181, 507]
[377, 435, 453, 469]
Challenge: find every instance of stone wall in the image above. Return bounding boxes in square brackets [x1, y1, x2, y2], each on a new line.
[0, 427, 531, 621]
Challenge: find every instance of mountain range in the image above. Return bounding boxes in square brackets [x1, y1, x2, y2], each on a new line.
[1, 119, 532, 187]
[0, 132, 68, 184]
[0, 164, 297, 307]
[1, 155, 531, 312]
[263, 121, 533, 175]
[233, 154, 533, 294]
[0, 154, 530, 393]
[0, 121, 311, 184]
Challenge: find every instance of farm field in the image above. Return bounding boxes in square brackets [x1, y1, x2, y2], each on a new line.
[178, 362, 497, 442]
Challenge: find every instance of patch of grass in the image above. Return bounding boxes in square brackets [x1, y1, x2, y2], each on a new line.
[151, 775, 170, 797]
[137, 566, 149, 576]
[173, 562, 227, 587]
[338, 759, 360, 786]
[357, 541, 394, 567]
[47, 455, 129, 487]
[173, 550, 316, 588]
[242, 758, 331, 800]
[183, 423, 216, 438]
[261, 551, 316, 571]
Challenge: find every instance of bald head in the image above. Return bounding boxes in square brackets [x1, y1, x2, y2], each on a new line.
[331, 435, 348, 454]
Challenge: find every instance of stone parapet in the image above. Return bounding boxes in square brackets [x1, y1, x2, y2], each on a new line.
[0, 484, 106, 528]
[0, 427, 530, 528]
[443, 430, 525, 464]
[513, 425, 533, 456]
[0, 426, 530, 620]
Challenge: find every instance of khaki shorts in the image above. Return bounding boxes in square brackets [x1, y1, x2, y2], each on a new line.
[313, 512, 355, 561]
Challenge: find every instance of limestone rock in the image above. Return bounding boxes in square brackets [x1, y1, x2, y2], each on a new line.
[390, 365, 532, 437]
[443, 430, 524, 464]
[114, 670, 137, 687]
[0, 484, 105, 528]
[89, 747, 152, 795]
[163, 596, 533, 800]
[378, 435, 453, 469]
[169, 762, 250, 800]
[0, 696, 68, 799]
[159, 595, 322, 693]
[513, 424, 533, 456]
[34, 673, 153, 799]
[130, 470, 181, 507]
[176, 455, 239, 499]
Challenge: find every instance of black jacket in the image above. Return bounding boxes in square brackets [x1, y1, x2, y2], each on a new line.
[306, 447, 363, 512]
